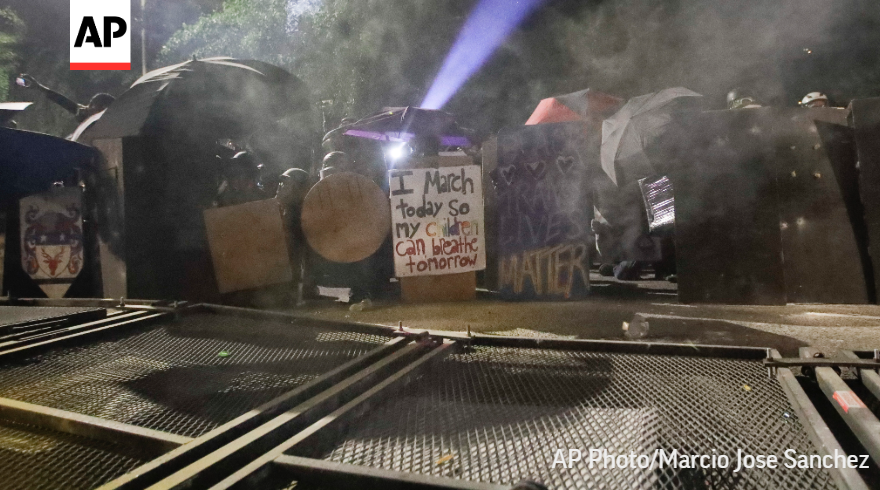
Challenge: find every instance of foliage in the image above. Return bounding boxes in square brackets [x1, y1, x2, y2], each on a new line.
[285, 0, 471, 120]
[159, 0, 290, 65]
[0, 7, 25, 101]
[158, 0, 880, 135]
[3, 0, 220, 136]
[159, 0, 511, 129]
[6, 0, 880, 136]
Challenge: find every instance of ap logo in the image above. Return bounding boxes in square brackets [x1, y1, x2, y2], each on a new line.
[70, 0, 130, 70]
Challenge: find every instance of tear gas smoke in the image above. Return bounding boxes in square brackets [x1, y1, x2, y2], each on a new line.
[420, 0, 548, 110]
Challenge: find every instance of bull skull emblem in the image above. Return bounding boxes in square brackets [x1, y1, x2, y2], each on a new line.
[36, 246, 70, 278]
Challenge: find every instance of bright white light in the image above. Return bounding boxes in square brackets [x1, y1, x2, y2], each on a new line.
[387, 143, 410, 161]
[420, 0, 548, 109]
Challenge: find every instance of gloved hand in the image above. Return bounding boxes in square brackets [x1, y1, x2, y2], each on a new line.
[16, 74, 38, 89]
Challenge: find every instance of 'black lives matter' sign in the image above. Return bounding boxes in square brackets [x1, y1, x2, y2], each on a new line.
[389, 165, 486, 277]
[495, 122, 592, 300]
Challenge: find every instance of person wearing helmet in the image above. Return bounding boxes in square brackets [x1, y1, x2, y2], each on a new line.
[320, 151, 353, 179]
[276, 168, 311, 209]
[215, 151, 268, 207]
[726, 88, 762, 110]
[321, 126, 350, 154]
[800, 92, 829, 108]
[275, 167, 311, 240]
[17, 74, 114, 122]
[275, 168, 312, 299]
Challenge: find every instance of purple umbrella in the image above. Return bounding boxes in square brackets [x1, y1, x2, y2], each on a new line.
[343, 107, 473, 147]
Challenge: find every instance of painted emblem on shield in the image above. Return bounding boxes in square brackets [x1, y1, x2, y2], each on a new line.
[20, 188, 84, 298]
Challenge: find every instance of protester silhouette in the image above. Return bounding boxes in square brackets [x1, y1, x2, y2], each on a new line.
[17, 74, 114, 122]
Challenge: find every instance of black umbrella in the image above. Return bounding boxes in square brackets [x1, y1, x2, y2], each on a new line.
[75, 57, 311, 142]
[343, 107, 474, 147]
[0, 127, 98, 201]
[0, 102, 32, 127]
[600, 87, 702, 186]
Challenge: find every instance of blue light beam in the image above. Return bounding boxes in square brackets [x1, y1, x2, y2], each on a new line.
[420, 0, 548, 110]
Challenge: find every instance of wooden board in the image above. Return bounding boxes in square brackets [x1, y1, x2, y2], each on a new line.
[481, 137, 499, 290]
[93, 135, 227, 303]
[204, 199, 293, 294]
[396, 155, 477, 303]
[301, 172, 390, 263]
[495, 122, 592, 300]
[771, 108, 869, 303]
[668, 109, 787, 305]
[851, 98, 880, 303]
[91, 138, 127, 299]
[400, 271, 476, 303]
[668, 107, 870, 304]
[813, 115, 874, 303]
[0, 209, 5, 294]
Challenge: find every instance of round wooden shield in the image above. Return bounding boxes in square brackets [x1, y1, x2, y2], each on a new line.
[300, 172, 391, 263]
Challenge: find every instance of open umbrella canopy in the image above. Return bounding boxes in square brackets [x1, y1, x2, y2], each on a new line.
[600, 87, 702, 186]
[76, 57, 311, 143]
[0, 127, 97, 201]
[0, 102, 33, 127]
[525, 88, 623, 125]
[343, 107, 473, 147]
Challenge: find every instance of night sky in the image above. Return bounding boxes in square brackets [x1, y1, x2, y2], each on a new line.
[6, 0, 880, 132]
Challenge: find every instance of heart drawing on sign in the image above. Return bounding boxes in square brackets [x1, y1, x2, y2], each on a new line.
[500, 165, 518, 186]
[556, 155, 577, 175]
[524, 160, 547, 180]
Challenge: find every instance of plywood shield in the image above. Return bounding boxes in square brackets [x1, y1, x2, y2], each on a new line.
[19, 188, 84, 299]
[851, 98, 880, 303]
[301, 172, 391, 263]
[204, 199, 293, 294]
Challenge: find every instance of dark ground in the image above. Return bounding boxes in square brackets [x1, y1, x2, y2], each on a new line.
[291, 273, 880, 357]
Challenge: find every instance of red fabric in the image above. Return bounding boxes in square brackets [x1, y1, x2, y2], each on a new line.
[525, 98, 582, 125]
[525, 91, 624, 125]
[586, 92, 625, 119]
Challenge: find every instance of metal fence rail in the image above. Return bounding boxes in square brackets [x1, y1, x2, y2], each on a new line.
[0, 310, 393, 437]
[0, 303, 872, 490]
[284, 344, 838, 490]
[0, 418, 147, 490]
[0, 305, 106, 329]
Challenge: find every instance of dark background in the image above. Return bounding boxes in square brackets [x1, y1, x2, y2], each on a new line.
[3, 0, 880, 137]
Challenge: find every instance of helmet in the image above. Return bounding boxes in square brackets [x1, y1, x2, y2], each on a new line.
[231, 150, 255, 165]
[276, 168, 311, 203]
[280, 167, 309, 184]
[322, 151, 349, 168]
[321, 127, 347, 153]
[727, 88, 760, 110]
[227, 151, 260, 178]
[800, 92, 828, 107]
[88, 93, 115, 111]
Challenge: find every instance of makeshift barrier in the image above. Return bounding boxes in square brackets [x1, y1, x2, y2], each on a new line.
[0, 301, 875, 489]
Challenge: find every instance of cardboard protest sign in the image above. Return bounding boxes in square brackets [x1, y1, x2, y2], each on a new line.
[389, 164, 486, 277]
[495, 122, 592, 300]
